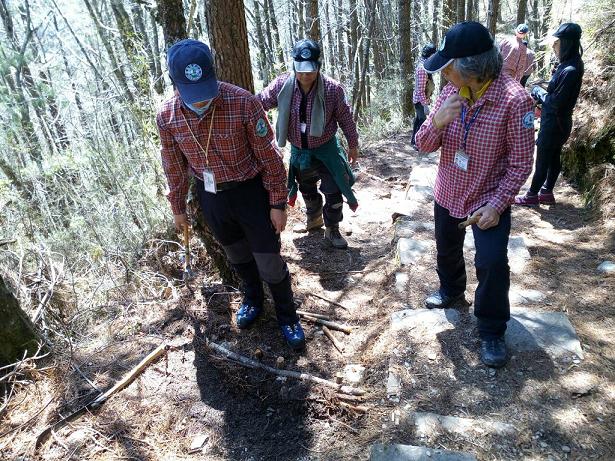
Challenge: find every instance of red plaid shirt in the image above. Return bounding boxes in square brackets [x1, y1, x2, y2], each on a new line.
[412, 60, 431, 105]
[499, 37, 535, 81]
[258, 73, 359, 149]
[416, 73, 535, 218]
[156, 82, 287, 215]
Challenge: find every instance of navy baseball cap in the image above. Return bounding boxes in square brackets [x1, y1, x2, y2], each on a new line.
[423, 21, 494, 73]
[516, 23, 530, 34]
[167, 39, 219, 104]
[553, 23, 582, 40]
[292, 39, 321, 72]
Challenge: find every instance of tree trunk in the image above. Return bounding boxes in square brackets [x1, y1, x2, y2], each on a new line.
[306, 0, 321, 41]
[297, 0, 305, 38]
[253, 0, 269, 82]
[157, 0, 187, 48]
[399, 0, 414, 121]
[336, 0, 345, 76]
[0, 275, 41, 367]
[443, 0, 455, 29]
[456, 0, 465, 22]
[204, 0, 254, 92]
[266, 0, 285, 65]
[132, 1, 164, 94]
[536, 0, 552, 73]
[352, 0, 376, 119]
[516, 0, 528, 24]
[466, 0, 473, 21]
[487, 0, 499, 37]
[432, 0, 440, 45]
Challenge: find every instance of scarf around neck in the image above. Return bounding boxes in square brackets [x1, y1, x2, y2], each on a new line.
[275, 72, 326, 147]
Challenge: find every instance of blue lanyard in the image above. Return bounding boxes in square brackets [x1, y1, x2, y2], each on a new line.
[460, 105, 482, 151]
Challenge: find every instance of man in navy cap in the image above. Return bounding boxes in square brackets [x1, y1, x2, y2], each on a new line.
[156, 39, 305, 350]
[499, 23, 535, 86]
[515, 23, 584, 207]
[258, 39, 360, 250]
[416, 22, 535, 368]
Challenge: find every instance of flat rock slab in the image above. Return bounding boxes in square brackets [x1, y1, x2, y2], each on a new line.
[405, 411, 517, 438]
[509, 288, 547, 305]
[397, 238, 431, 265]
[391, 308, 460, 333]
[462, 234, 530, 275]
[370, 444, 476, 461]
[394, 218, 435, 240]
[409, 165, 438, 187]
[506, 307, 584, 359]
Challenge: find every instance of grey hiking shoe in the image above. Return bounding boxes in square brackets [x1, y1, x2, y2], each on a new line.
[324, 226, 348, 249]
[293, 213, 324, 233]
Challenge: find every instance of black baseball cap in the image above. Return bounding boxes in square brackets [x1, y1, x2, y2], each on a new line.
[421, 44, 437, 59]
[553, 23, 582, 40]
[292, 39, 321, 72]
[423, 21, 494, 73]
[167, 39, 218, 104]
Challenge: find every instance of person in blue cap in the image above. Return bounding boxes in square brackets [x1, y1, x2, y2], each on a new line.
[515, 23, 584, 206]
[156, 39, 305, 350]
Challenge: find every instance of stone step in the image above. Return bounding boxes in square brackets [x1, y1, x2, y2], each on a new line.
[391, 308, 460, 334]
[370, 443, 476, 461]
[404, 411, 517, 438]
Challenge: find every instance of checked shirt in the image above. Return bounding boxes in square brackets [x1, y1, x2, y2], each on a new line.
[412, 60, 431, 105]
[499, 37, 535, 81]
[416, 73, 535, 218]
[156, 82, 287, 215]
[258, 73, 359, 150]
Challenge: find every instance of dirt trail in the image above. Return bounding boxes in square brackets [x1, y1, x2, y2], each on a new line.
[3, 132, 614, 461]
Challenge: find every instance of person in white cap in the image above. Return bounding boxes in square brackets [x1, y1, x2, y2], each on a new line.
[499, 23, 535, 86]
[258, 39, 360, 250]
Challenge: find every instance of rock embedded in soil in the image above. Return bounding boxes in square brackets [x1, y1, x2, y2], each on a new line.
[404, 411, 517, 438]
[370, 443, 477, 461]
[391, 308, 460, 334]
[397, 238, 431, 265]
[597, 260, 615, 274]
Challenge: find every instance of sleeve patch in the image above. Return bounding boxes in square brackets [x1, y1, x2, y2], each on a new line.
[522, 111, 535, 129]
[255, 118, 268, 137]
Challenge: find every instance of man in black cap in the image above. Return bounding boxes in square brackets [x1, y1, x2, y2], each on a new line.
[515, 23, 584, 206]
[156, 39, 305, 350]
[416, 21, 535, 368]
[258, 39, 360, 250]
[411, 44, 437, 148]
[499, 23, 535, 86]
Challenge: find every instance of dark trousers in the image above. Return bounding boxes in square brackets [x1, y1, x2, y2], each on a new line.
[434, 202, 511, 339]
[294, 158, 343, 228]
[529, 144, 563, 194]
[411, 103, 426, 145]
[195, 176, 298, 325]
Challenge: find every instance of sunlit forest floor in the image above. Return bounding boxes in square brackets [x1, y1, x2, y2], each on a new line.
[1, 131, 614, 460]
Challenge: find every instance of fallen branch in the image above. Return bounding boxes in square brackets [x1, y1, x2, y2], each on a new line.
[338, 401, 369, 413]
[335, 393, 366, 403]
[296, 309, 331, 320]
[207, 341, 365, 396]
[302, 315, 352, 334]
[36, 342, 168, 448]
[307, 293, 350, 311]
[322, 326, 345, 353]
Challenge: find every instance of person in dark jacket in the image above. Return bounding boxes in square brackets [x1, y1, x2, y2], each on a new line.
[515, 23, 584, 206]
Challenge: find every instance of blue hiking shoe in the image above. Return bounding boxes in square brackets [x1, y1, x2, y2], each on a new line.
[280, 321, 306, 350]
[236, 302, 262, 329]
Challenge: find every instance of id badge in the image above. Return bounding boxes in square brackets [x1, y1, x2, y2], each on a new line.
[454, 150, 469, 172]
[203, 169, 217, 194]
[300, 122, 307, 133]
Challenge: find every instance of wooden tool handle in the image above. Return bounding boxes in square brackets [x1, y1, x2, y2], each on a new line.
[458, 214, 480, 230]
[183, 224, 191, 267]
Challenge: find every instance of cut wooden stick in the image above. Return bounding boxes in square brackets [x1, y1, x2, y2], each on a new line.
[307, 293, 350, 311]
[302, 315, 353, 335]
[335, 393, 366, 402]
[207, 341, 365, 396]
[35, 342, 168, 448]
[458, 214, 481, 229]
[296, 309, 331, 320]
[338, 401, 369, 413]
[322, 326, 345, 353]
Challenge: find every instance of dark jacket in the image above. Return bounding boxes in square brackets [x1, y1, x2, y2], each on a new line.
[536, 55, 584, 148]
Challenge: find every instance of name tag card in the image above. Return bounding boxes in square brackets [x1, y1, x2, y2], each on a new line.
[454, 150, 469, 172]
[203, 169, 217, 194]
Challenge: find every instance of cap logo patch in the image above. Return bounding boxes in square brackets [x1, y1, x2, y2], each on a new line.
[300, 48, 312, 59]
[185, 63, 203, 81]
[522, 111, 535, 129]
